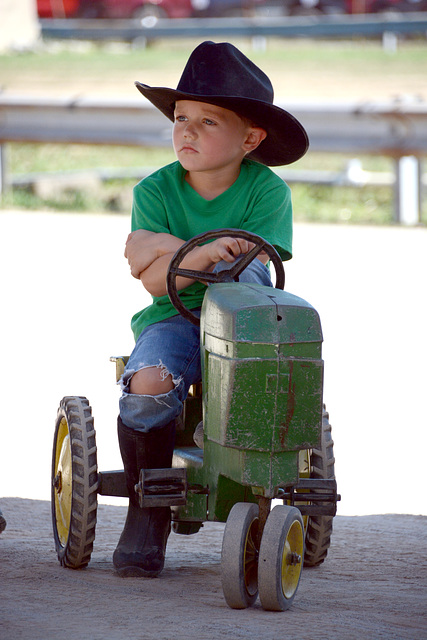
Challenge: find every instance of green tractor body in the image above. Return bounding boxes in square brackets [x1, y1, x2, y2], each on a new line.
[172, 282, 324, 527]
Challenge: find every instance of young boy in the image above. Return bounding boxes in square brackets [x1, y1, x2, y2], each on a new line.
[114, 41, 309, 578]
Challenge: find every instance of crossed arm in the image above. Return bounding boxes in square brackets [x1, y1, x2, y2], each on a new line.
[124, 229, 268, 297]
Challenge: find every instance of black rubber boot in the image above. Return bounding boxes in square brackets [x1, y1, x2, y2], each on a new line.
[0, 509, 6, 534]
[113, 417, 175, 577]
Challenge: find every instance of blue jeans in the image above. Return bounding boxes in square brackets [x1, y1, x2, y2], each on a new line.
[119, 258, 273, 432]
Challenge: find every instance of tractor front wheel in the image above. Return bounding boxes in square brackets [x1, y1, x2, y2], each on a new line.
[258, 505, 304, 611]
[51, 396, 98, 569]
[221, 502, 260, 609]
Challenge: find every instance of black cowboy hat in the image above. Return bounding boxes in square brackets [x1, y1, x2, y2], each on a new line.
[135, 41, 309, 167]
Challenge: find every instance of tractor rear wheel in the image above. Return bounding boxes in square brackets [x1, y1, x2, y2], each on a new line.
[304, 407, 336, 567]
[221, 502, 260, 609]
[51, 396, 98, 569]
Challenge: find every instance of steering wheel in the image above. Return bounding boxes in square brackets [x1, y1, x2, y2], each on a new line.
[166, 229, 285, 326]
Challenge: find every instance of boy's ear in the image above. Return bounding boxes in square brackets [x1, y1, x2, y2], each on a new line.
[242, 127, 267, 154]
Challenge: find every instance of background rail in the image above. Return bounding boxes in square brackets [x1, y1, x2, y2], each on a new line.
[39, 14, 427, 43]
[1, 94, 425, 223]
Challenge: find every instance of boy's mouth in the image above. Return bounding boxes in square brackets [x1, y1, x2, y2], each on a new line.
[180, 145, 197, 153]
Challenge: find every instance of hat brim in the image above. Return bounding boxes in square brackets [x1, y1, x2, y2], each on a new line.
[135, 82, 309, 167]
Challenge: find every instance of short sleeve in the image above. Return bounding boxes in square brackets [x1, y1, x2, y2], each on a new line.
[241, 169, 293, 261]
[131, 180, 170, 234]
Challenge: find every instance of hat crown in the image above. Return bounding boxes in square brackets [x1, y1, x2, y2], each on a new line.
[176, 41, 274, 104]
[134, 40, 309, 165]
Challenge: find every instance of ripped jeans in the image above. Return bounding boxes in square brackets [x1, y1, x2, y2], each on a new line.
[119, 258, 273, 433]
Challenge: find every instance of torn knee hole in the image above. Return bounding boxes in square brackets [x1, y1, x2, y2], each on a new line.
[129, 363, 175, 396]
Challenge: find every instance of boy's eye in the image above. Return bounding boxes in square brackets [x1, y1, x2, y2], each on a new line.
[175, 115, 187, 122]
[203, 118, 216, 126]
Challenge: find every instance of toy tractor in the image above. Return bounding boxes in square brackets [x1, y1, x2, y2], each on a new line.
[51, 229, 339, 612]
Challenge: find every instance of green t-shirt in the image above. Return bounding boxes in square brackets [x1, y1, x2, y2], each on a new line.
[130, 158, 293, 340]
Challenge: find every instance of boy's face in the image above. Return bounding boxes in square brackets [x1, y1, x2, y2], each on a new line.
[172, 100, 259, 175]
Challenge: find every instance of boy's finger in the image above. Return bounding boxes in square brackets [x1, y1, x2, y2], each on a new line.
[235, 238, 254, 255]
[227, 237, 247, 257]
[124, 232, 134, 257]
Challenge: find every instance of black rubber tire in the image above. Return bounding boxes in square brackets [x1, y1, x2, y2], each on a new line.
[51, 396, 98, 569]
[221, 502, 260, 609]
[303, 407, 336, 567]
[258, 505, 304, 611]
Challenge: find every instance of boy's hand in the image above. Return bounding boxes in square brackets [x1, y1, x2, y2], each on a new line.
[125, 230, 157, 278]
[205, 237, 256, 265]
[125, 230, 184, 279]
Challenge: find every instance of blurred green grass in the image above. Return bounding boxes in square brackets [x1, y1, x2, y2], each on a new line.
[1, 38, 426, 93]
[2, 142, 405, 224]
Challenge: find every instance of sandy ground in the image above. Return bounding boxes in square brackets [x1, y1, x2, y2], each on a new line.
[0, 212, 426, 637]
[0, 498, 426, 640]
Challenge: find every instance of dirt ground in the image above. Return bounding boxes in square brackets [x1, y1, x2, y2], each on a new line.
[0, 497, 426, 640]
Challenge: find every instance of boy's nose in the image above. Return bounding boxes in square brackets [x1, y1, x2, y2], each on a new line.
[184, 123, 197, 139]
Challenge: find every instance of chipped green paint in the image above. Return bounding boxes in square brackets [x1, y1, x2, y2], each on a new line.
[173, 282, 324, 524]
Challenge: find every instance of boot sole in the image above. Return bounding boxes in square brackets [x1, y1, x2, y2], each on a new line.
[115, 564, 162, 578]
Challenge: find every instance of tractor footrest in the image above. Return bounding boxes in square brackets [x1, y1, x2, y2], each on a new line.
[97, 470, 128, 497]
[136, 468, 187, 508]
[282, 479, 341, 517]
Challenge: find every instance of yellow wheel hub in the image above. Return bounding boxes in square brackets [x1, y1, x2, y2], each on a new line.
[281, 519, 304, 599]
[53, 418, 72, 546]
